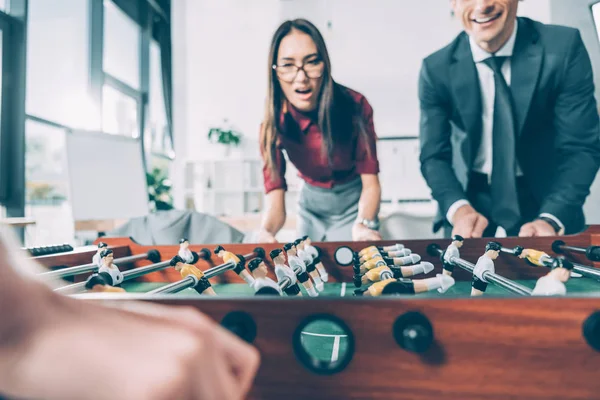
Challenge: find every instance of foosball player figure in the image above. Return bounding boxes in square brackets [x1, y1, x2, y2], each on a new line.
[270, 248, 302, 296]
[471, 242, 501, 297]
[357, 261, 435, 287]
[170, 256, 216, 296]
[303, 236, 328, 282]
[248, 258, 282, 295]
[214, 245, 255, 285]
[356, 253, 423, 274]
[178, 238, 200, 264]
[358, 243, 404, 257]
[98, 249, 124, 286]
[354, 274, 455, 297]
[532, 257, 574, 296]
[358, 247, 412, 263]
[513, 246, 581, 278]
[295, 238, 324, 292]
[92, 242, 108, 268]
[284, 242, 318, 297]
[442, 235, 464, 276]
[84, 272, 126, 293]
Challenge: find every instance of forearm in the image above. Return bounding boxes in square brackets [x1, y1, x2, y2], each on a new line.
[357, 182, 381, 221]
[540, 150, 600, 228]
[260, 189, 286, 235]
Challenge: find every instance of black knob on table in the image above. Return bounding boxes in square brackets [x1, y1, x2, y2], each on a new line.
[255, 287, 280, 296]
[552, 240, 566, 254]
[583, 311, 600, 351]
[426, 243, 442, 258]
[221, 311, 257, 344]
[586, 246, 600, 262]
[393, 311, 434, 354]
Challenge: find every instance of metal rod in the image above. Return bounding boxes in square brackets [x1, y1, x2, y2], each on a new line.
[571, 262, 600, 281]
[57, 248, 260, 295]
[146, 276, 198, 294]
[54, 281, 86, 294]
[278, 277, 291, 290]
[552, 240, 600, 262]
[121, 260, 171, 280]
[41, 253, 151, 280]
[448, 255, 532, 296]
[54, 260, 171, 294]
[205, 261, 235, 279]
[482, 271, 532, 296]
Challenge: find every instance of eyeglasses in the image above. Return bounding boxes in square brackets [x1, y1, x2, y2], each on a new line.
[272, 59, 325, 83]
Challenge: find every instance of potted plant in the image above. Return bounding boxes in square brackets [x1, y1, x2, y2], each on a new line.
[146, 167, 174, 212]
[208, 119, 242, 158]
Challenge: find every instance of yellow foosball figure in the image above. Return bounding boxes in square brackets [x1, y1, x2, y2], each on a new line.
[355, 262, 435, 286]
[358, 243, 405, 257]
[170, 256, 216, 296]
[354, 274, 455, 297]
[516, 247, 553, 267]
[214, 245, 254, 285]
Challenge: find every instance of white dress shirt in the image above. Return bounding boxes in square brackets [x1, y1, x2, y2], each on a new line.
[447, 23, 563, 234]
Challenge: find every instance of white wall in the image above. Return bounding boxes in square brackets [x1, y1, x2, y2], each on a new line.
[171, 0, 283, 209]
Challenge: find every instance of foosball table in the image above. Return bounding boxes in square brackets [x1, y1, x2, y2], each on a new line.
[33, 226, 600, 399]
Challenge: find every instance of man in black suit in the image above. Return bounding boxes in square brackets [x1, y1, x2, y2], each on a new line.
[419, 0, 600, 238]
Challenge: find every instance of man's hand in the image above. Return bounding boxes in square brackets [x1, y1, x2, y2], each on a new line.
[451, 204, 488, 238]
[352, 223, 382, 241]
[519, 219, 556, 237]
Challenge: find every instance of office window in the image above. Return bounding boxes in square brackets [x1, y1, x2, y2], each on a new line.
[146, 40, 170, 155]
[104, 0, 140, 90]
[0, 29, 3, 129]
[102, 84, 139, 137]
[26, 0, 96, 129]
[0, 0, 6, 12]
[25, 119, 74, 246]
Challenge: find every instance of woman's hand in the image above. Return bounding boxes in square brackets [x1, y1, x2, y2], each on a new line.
[352, 223, 382, 242]
[255, 228, 278, 243]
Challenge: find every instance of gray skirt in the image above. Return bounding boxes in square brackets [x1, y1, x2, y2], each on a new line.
[296, 177, 362, 241]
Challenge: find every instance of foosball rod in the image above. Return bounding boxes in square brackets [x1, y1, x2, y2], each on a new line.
[54, 259, 172, 294]
[427, 244, 532, 296]
[502, 246, 600, 281]
[552, 240, 600, 262]
[40, 250, 161, 280]
[146, 249, 263, 295]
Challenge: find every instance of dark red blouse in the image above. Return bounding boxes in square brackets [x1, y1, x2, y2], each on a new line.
[261, 88, 379, 193]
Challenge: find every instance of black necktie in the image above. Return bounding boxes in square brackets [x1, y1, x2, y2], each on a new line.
[482, 56, 521, 233]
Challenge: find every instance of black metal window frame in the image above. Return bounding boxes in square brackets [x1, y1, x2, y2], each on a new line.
[0, 0, 171, 221]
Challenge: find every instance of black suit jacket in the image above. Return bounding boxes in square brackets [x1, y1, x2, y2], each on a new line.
[419, 17, 600, 234]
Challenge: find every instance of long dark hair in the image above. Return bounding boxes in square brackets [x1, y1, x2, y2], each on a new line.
[261, 19, 370, 179]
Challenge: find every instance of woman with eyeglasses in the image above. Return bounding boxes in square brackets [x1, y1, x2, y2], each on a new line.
[257, 19, 382, 243]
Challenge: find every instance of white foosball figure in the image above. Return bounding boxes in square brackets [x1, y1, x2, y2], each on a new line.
[178, 238, 195, 264]
[532, 257, 573, 296]
[284, 242, 318, 297]
[270, 249, 302, 296]
[92, 242, 108, 268]
[295, 238, 324, 292]
[442, 235, 464, 276]
[97, 249, 123, 286]
[248, 258, 282, 295]
[303, 236, 328, 282]
[471, 242, 500, 296]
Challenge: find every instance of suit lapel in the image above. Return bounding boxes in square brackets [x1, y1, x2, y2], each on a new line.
[450, 34, 482, 167]
[510, 18, 542, 136]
